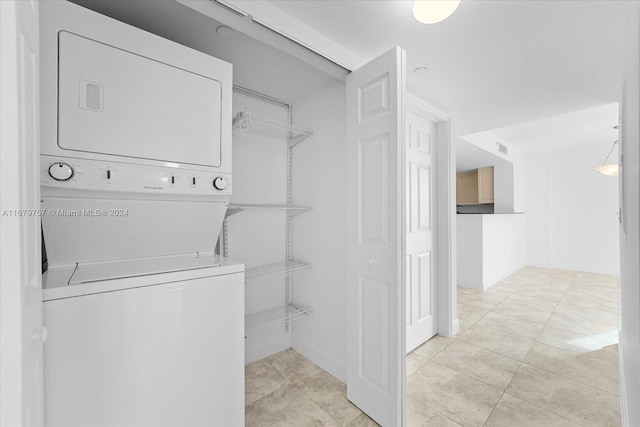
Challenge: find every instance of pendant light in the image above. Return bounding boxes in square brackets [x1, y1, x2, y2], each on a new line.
[595, 140, 619, 176]
[413, 0, 461, 24]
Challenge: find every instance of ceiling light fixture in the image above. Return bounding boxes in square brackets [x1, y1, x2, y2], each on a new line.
[216, 26, 235, 38]
[595, 140, 619, 176]
[413, 0, 461, 24]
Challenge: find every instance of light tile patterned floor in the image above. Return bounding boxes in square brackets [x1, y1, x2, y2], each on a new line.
[245, 267, 621, 426]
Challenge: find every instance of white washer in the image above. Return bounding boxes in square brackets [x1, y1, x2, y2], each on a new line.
[38, 3, 243, 426]
[43, 254, 244, 427]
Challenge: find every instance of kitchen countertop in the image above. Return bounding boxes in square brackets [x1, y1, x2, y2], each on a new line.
[457, 212, 526, 215]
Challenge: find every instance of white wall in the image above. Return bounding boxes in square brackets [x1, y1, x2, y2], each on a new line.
[290, 81, 348, 381]
[524, 151, 553, 267]
[493, 161, 514, 212]
[456, 215, 484, 288]
[618, 3, 640, 426]
[524, 143, 620, 275]
[482, 214, 526, 284]
[457, 214, 525, 289]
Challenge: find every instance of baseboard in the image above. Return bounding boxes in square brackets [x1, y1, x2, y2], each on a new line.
[456, 277, 483, 290]
[619, 341, 629, 427]
[291, 336, 347, 383]
[552, 262, 620, 276]
[525, 260, 553, 269]
[245, 335, 291, 365]
[484, 263, 526, 289]
[448, 318, 460, 337]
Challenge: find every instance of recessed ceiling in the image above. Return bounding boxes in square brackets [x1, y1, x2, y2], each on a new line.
[267, 0, 631, 134]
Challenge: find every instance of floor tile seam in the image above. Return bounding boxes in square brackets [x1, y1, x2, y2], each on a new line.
[432, 351, 520, 392]
[457, 294, 512, 307]
[245, 382, 293, 408]
[554, 301, 620, 315]
[531, 335, 621, 368]
[500, 346, 528, 401]
[546, 305, 620, 334]
[458, 301, 498, 311]
[534, 286, 566, 333]
[490, 301, 555, 319]
[477, 308, 547, 333]
[250, 357, 316, 403]
[291, 381, 346, 427]
[535, 323, 621, 353]
[498, 390, 585, 426]
[520, 348, 621, 397]
[426, 359, 508, 395]
[552, 301, 621, 320]
[480, 390, 506, 427]
[461, 319, 538, 349]
[566, 284, 620, 294]
[513, 361, 622, 399]
[471, 320, 541, 342]
[432, 339, 522, 379]
[549, 306, 620, 324]
[405, 395, 465, 427]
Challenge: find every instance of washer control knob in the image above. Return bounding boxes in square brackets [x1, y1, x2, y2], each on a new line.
[213, 177, 228, 190]
[48, 162, 74, 182]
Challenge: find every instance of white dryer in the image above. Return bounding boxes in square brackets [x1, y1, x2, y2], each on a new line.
[39, 2, 243, 426]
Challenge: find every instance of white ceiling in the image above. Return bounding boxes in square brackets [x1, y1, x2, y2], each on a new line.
[456, 139, 511, 172]
[488, 102, 619, 151]
[71, 0, 631, 139]
[267, 0, 631, 135]
[457, 103, 618, 173]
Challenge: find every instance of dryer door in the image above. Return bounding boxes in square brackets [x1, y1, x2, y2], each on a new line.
[57, 31, 222, 168]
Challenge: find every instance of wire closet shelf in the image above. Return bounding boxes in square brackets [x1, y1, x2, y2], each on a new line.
[226, 203, 310, 217]
[232, 109, 312, 146]
[245, 260, 311, 284]
[245, 304, 313, 333]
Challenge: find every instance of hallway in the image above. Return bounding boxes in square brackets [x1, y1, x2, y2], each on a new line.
[408, 267, 620, 426]
[245, 266, 621, 426]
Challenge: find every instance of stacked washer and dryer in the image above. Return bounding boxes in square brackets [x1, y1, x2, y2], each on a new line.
[39, 2, 244, 426]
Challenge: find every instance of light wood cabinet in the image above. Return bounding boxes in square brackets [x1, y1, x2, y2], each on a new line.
[456, 166, 494, 205]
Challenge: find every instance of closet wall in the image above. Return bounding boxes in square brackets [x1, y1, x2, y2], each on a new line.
[227, 92, 289, 362]
[290, 81, 348, 381]
[69, 0, 352, 373]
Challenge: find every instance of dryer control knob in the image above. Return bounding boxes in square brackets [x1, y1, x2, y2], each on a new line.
[213, 177, 228, 190]
[48, 162, 74, 182]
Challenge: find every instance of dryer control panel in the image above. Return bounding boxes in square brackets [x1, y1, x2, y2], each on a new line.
[41, 156, 231, 196]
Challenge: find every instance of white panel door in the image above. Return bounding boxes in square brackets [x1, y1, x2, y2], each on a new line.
[347, 46, 405, 427]
[405, 110, 437, 353]
[0, 1, 43, 426]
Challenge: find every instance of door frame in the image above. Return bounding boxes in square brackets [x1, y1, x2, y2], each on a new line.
[406, 94, 458, 338]
[0, 1, 43, 426]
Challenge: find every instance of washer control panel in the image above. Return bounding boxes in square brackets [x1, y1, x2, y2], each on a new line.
[48, 162, 75, 181]
[41, 156, 231, 196]
[212, 177, 228, 190]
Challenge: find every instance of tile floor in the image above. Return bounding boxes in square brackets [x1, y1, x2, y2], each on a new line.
[245, 267, 621, 426]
